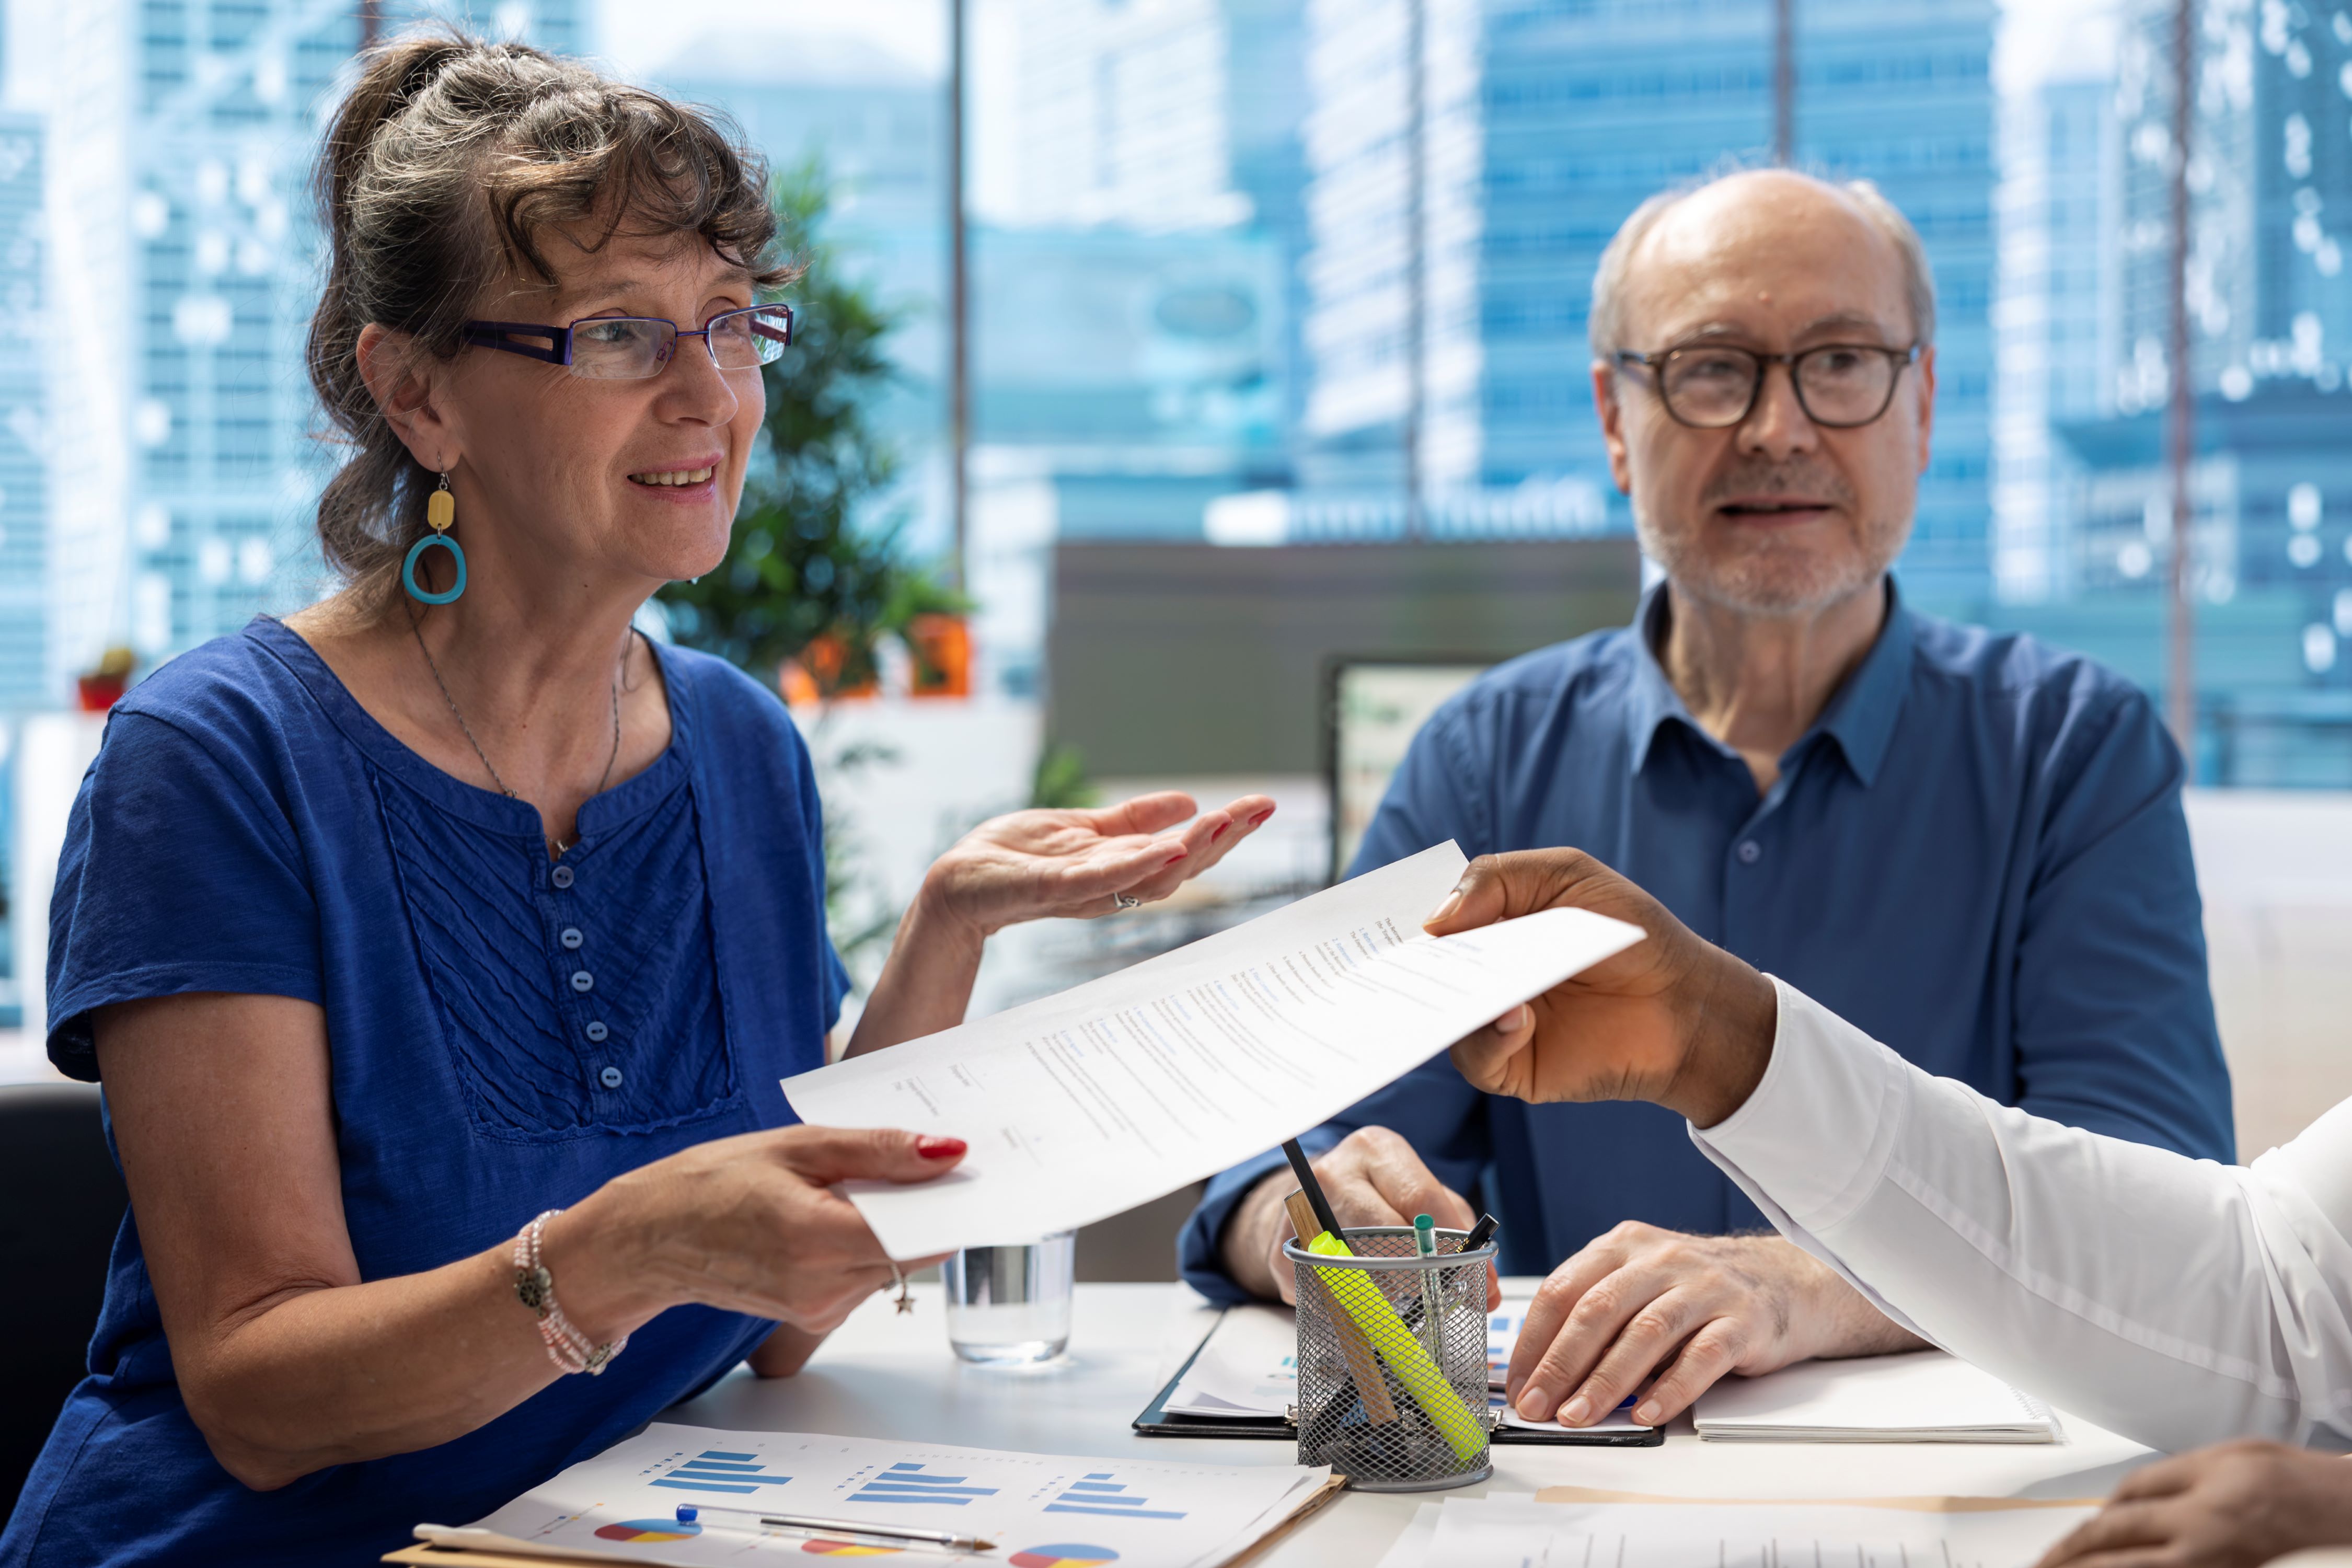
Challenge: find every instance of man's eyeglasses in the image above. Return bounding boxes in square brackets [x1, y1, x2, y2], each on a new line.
[1611, 341, 1921, 430]
[462, 303, 795, 381]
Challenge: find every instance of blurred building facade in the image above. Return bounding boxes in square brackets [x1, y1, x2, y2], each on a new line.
[0, 110, 42, 713]
[1299, 0, 1998, 609]
[28, 0, 586, 695]
[1989, 0, 2352, 783]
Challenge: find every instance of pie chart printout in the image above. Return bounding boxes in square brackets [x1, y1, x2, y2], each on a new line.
[1008, 1548, 1121, 1567]
[799, 1542, 902, 1557]
[592, 1518, 702, 1542]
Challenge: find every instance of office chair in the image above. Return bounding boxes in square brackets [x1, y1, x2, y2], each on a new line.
[0, 1083, 126, 1522]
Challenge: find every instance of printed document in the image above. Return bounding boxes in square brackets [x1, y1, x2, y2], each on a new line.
[414, 1423, 1333, 1568]
[1692, 1350, 2060, 1442]
[783, 843, 1646, 1255]
[1412, 1494, 2096, 1568]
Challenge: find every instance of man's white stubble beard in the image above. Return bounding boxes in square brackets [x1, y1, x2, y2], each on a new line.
[1632, 504, 1911, 620]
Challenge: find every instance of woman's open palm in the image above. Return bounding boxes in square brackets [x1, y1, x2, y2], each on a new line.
[924, 790, 1274, 936]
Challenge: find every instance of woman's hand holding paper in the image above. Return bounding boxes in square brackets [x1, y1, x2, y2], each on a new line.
[571, 1125, 971, 1338]
[1426, 848, 1778, 1129]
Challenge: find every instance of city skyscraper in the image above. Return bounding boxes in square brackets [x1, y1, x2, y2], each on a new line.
[29, 0, 584, 693]
[0, 109, 43, 713]
[2006, 0, 2352, 781]
[1992, 73, 2121, 606]
[1299, 0, 1998, 608]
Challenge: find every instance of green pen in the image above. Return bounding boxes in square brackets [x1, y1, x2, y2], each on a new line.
[1412, 1214, 1442, 1363]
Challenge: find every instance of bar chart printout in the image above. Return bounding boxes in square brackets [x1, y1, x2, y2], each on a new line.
[1046, 1472, 1186, 1521]
[414, 1424, 1332, 1567]
[648, 1449, 794, 1495]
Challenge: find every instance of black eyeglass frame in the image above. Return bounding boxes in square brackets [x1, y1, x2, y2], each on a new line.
[461, 303, 796, 375]
[1610, 341, 1923, 430]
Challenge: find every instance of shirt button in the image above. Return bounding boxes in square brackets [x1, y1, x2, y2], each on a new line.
[598, 1066, 624, 1090]
[550, 866, 574, 890]
[571, 970, 594, 994]
[585, 1021, 609, 1043]
[1737, 839, 1762, 864]
[560, 927, 583, 950]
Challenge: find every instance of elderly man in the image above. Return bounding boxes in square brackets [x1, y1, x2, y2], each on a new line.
[1175, 168, 2235, 1426]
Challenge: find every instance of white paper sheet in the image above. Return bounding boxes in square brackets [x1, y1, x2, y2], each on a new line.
[1375, 1502, 1443, 1568]
[783, 844, 1646, 1255]
[1164, 1303, 1298, 1417]
[416, 1423, 1329, 1568]
[1423, 1495, 2096, 1568]
[1692, 1350, 2061, 1442]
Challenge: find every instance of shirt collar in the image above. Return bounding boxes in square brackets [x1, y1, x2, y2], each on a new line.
[1623, 576, 1915, 789]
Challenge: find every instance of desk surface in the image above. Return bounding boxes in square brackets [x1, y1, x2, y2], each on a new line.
[666, 1282, 2157, 1565]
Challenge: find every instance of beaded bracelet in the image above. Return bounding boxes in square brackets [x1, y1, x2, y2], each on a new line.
[513, 1208, 626, 1376]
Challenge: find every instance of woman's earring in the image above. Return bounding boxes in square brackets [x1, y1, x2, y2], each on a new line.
[401, 472, 466, 604]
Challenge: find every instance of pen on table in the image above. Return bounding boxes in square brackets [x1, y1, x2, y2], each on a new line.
[673, 1502, 996, 1552]
[1411, 1213, 1443, 1362]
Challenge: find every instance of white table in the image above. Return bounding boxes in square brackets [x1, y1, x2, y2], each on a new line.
[668, 1281, 2161, 1564]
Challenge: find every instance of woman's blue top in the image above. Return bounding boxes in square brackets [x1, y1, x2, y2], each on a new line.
[2, 618, 848, 1567]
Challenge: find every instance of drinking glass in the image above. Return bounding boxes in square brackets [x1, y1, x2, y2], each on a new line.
[941, 1231, 1076, 1365]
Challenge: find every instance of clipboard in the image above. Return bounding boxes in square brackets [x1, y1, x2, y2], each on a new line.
[1133, 1312, 1665, 1447]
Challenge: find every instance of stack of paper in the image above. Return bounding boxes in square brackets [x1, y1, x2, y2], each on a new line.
[408, 1424, 1338, 1568]
[1377, 1492, 2097, 1568]
[1692, 1351, 2061, 1443]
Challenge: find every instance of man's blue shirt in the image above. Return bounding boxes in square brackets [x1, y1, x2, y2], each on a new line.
[1177, 582, 2234, 1301]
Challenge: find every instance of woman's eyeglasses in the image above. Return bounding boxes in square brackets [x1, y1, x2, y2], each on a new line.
[1611, 341, 1921, 429]
[462, 304, 795, 381]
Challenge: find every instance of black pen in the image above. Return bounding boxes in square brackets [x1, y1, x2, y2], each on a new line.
[1461, 1213, 1500, 1253]
[1282, 1138, 1344, 1239]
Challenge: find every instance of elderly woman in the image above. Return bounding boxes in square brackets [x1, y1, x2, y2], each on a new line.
[0, 35, 1271, 1568]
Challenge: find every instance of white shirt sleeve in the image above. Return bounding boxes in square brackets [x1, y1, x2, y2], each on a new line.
[1687, 977, 2352, 1454]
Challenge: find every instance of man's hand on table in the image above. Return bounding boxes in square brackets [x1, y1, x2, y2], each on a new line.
[1505, 1225, 1926, 1428]
[1218, 1127, 1503, 1312]
[2035, 1440, 2352, 1568]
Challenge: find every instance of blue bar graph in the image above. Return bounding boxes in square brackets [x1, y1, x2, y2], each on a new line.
[1042, 1471, 1186, 1521]
[648, 1448, 795, 1496]
[847, 1461, 1001, 1507]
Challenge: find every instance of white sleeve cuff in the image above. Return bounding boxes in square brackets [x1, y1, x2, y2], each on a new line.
[1689, 976, 1915, 1233]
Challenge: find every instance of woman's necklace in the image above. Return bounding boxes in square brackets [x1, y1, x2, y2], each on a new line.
[409, 613, 625, 857]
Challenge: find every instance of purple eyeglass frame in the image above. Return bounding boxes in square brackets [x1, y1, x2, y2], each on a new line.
[461, 302, 795, 371]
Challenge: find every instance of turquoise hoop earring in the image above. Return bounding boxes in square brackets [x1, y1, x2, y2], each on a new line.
[402, 472, 465, 604]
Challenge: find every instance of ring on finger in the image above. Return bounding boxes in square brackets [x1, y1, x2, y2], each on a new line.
[1113, 892, 1142, 911]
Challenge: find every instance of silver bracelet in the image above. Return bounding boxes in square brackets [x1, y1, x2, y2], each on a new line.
[513, 1208, 626, 1376]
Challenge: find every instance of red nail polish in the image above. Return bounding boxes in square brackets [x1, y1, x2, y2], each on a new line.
[1163, 845, 1189, 864]
[1209, 821, 1230, 842]
[916, 1136, 967, 1160]
[1248, 809, 1273, 826]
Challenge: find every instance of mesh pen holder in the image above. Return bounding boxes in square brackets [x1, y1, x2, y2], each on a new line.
[1284, 1227, 1496, 1492]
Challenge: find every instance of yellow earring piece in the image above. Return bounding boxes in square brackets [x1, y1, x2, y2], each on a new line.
[426, 472, 455, 533]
